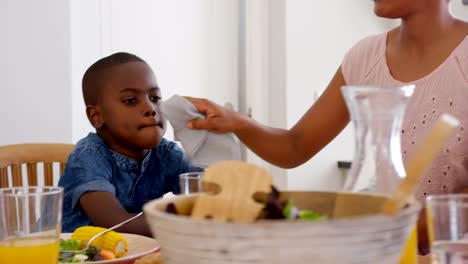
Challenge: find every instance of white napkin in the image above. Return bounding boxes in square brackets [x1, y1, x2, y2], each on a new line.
[160, 95, 242, 168]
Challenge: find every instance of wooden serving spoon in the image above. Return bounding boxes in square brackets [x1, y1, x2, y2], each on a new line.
[191, 161, 273, 222]
[381, 114, 460, 214]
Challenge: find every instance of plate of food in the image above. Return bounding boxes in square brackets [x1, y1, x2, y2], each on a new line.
[59, 227, 159, 264]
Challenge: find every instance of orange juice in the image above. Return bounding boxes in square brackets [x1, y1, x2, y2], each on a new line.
[399, 226, 418, 264]
[0, 237, 59, 264]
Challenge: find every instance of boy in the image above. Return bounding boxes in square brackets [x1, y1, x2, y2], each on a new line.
[59, 52, 202, 236]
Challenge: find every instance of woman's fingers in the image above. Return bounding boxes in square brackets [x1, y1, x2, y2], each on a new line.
[187, 118, 206, 129]
[183, 96, 198, 104]
[183, 96, 236, 133]
[184, 96, 216, 113]
[188, 117, 225, 133]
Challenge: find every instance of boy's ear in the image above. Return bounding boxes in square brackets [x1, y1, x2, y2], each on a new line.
[86, 105, 104, 129]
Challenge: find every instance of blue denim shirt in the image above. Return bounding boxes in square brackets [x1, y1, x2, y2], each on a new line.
[59, 133, 201, 232]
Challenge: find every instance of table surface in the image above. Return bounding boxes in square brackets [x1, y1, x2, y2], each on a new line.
[418, 255, 431, 264]
[135, 253, 433, 264]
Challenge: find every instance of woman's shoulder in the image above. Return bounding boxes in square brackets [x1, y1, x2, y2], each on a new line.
[455, 36, 468, 60]
[453, 31, 468, 82]
[350, 33, 386, 54]
[453, 22, 468, 58]
[341, 32, 387, 85]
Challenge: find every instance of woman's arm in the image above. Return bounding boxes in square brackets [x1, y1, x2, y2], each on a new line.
[80, 191, 152, 237]
[187, 67, 350, 168]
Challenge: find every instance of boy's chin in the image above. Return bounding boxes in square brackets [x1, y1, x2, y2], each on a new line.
[140, 137, 163, 149]
[138, 129, 164, 148]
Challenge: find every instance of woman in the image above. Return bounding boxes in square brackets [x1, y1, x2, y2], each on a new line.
[187, 0, 468, 253]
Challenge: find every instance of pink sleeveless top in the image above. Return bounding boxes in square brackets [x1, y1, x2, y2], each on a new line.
[342, 32, 468, 200]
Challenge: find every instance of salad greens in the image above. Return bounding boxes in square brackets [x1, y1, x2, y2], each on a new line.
[60, 239, 81, 251]
[282, 199, 328, 220]
[59, 239, 100, 263]
[166, 185, 328, 221]
[260, 186, 328, 221]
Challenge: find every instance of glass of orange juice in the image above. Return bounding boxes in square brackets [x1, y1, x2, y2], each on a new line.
[0, 186, 63, 264]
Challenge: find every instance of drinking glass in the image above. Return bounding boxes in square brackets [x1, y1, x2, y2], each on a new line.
[426, 194, 468, 264]
[0, 186, 63, 264]
[179, 172, 203, 195]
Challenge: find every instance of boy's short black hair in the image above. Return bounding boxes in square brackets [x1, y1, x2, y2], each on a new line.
[82, 52, 146, 105]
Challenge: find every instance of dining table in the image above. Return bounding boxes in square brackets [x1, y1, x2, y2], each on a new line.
[418, 255, 431, 264]
[134, 253, 433, 264]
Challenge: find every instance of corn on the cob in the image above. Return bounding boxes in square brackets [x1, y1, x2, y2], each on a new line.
[71, 226, 128, 258]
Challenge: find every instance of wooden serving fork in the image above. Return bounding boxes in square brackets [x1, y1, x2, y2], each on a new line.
[191, 161, 273, 222]
[381, 114, 460, 214]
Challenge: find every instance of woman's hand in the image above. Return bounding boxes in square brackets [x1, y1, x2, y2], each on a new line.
[184, 96, 248, 133]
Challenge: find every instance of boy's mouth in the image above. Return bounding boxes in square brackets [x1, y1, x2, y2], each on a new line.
[139, 122, 163, 130]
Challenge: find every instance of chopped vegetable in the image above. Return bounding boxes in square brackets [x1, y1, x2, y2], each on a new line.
[59, 253, 88, 263]
[166, 203, 179, 214]
[85, 245, 99, 260]
[299, 210, 328, 221]
[99, 249, 116, 260]
[259, 186, 285, 219]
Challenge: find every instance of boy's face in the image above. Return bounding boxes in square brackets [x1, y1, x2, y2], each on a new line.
[90, 61, 166, 156]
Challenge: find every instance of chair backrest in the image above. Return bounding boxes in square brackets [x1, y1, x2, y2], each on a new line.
[0, 143, 75, 188]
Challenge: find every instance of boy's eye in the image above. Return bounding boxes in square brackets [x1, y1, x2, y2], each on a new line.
[122, 98, 137, 105]
[150, 95, 162, 103]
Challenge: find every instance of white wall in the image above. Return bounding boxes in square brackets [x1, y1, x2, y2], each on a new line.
[2, 0, 240, 147]
[452, 0, 468, 19]
[0, 0, 72, 145]
[70, 0, 105, 143]
[285, 1, 397, 190]
[71, 0, 239, 143]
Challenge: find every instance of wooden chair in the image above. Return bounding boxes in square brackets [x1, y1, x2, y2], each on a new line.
[0, 143, 74, 188]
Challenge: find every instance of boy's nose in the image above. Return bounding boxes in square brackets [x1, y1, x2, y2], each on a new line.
[142, 101, 157, 117]
[144, 110, 156, 117]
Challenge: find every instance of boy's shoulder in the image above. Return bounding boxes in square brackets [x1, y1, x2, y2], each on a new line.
[152, 138, 191, 164]
[152, 138, 183, 157]
[154, 138, 178, 150]
[70, 133, 110, 159]
[151, 138, 202, 178]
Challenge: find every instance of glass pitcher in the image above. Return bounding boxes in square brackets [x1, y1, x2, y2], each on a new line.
[341, 85, 415, 194]
[341, 85, 417, 264]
